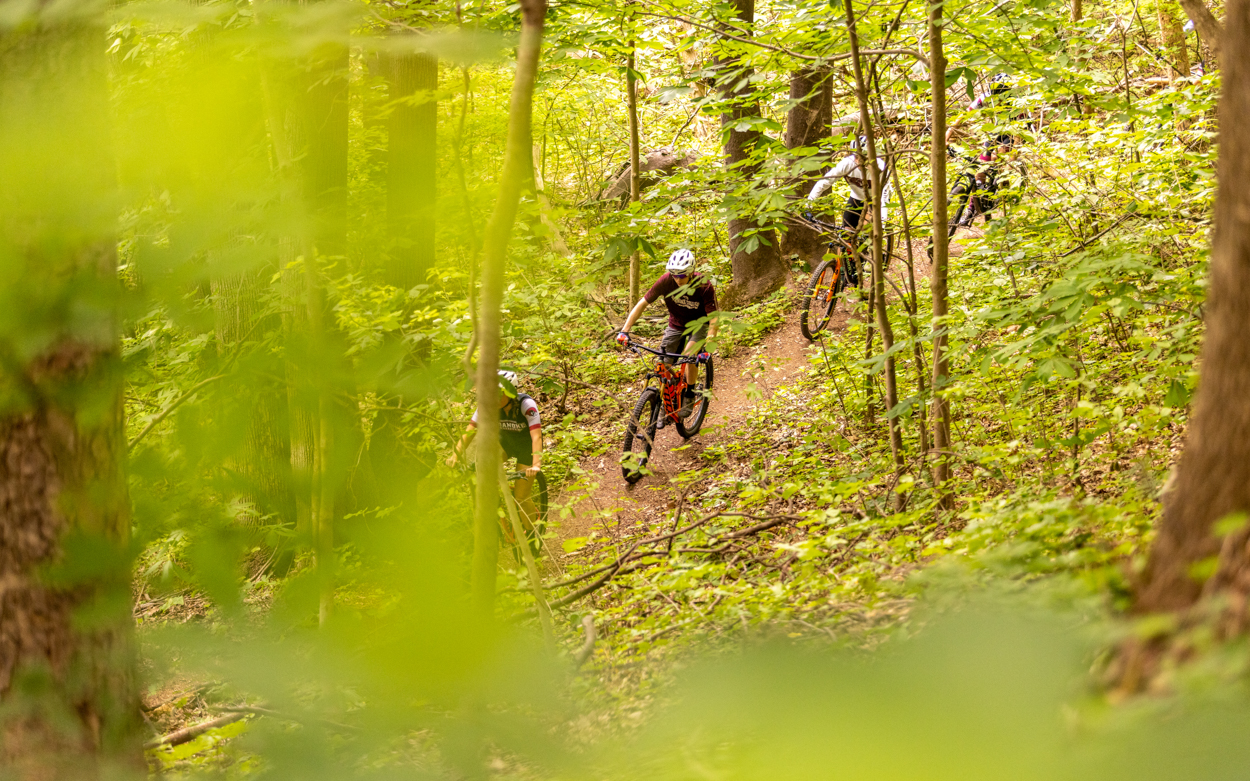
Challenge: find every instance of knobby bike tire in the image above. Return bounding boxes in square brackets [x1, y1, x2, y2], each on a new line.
[622, 387, 661, 483]
[800, 258, 842, 340]
[947, 184, 970, 237]
[533, 471, 548, 532]
[675, 357, 715, 438]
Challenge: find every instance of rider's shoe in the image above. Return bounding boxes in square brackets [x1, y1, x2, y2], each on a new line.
[678, 389, 696, 418]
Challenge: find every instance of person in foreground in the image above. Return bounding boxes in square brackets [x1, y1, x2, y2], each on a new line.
[446, 370, 543, 533]
[616, 249, 718, 417]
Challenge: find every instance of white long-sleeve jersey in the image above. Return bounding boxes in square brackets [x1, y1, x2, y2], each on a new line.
[807, 154, 892, 224]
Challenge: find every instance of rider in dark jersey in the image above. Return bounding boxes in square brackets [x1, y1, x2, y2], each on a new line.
[446, 370, 543, 532]
[615, 249, 719, 417]
[945, 74, 1021, 227]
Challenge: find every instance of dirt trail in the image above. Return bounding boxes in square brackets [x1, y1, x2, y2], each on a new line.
[553, 243, 938, 556]
[553, 278, 840, 550]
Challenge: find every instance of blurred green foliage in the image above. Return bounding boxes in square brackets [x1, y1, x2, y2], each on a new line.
[0, 0, 1239, 774]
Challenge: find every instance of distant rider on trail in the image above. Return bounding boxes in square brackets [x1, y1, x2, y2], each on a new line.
[616, 249, 719, 418]
[805, 135, 892, 276]
[806, 135, 891, 232]
[945, 73, 1021, 227]
[446, 370, 544, 532]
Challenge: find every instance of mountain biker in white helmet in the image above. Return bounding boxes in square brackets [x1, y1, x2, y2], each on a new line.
[446, 369, 544, 532]
[806, 135, 892, 231]
[615, 249, 719, 417]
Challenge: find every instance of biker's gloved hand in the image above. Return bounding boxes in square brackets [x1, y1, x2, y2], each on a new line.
[697, 351, 710, 363]
[803, 210, 814, 221]
[616, 332, 631, 347]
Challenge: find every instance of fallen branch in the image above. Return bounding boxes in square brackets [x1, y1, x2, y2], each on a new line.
[573, 615, 597, 668]
[547, 512, 804, 608]
[144, 713, 247, 750]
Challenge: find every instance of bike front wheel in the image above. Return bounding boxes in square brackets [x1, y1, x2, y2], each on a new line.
[799, 256, 844, 340]
[675, 358, 715, 439]
[622, 387, 661, 483]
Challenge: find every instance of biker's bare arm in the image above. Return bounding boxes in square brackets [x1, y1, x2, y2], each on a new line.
[619, 297, 649, 336]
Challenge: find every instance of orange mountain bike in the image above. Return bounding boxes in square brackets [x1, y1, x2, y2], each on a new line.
[798, 214, 863, 340]
[620, 340, 714, 484]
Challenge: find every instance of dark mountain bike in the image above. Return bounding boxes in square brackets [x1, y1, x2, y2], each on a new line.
[797, 214, 863, 341]
[944, 142, 1025, 236]
[946, 149, 1000, 235]
[620, 340, 714, 484]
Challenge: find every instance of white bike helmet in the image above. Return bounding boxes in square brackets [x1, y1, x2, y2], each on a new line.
[666, 249, 696, 275]
[498, 369, 519, 396]
[850, 134, 869, 151]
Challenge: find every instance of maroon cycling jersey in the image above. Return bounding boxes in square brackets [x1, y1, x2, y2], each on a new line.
[644, 272, 718, 329]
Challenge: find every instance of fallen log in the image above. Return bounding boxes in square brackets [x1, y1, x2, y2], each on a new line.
[144, 712, 247, 750]
[595, 146, 697, 204]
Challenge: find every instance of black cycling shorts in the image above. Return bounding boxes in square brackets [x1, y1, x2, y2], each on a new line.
[843, 197, 865, 231]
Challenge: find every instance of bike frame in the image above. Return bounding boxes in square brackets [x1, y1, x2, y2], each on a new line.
[626, 341, 708, 424]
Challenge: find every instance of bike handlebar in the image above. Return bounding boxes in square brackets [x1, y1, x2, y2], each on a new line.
[625, 340, 710, 365]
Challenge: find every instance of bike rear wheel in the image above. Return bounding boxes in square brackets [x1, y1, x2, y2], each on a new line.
[800, 257, 844, 340]
[947, 184, 970, 237]
[675, 358, 715, 438]
[622, 387, 660, 483]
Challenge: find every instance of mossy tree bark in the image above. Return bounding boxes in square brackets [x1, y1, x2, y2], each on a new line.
[0, 18, 141, 776]
[928, 0, 953, 507]
[781, 68, 833, 267]
[844, 0, 906, 486]
[716, 0, 788, 307]
[386, 48, 438, 290]
[1137, 0, 1250, 620]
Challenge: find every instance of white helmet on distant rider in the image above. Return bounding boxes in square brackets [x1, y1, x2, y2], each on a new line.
[850, 135, 868, 151]
[497, 369, 519, 397]
[666, 249, 696, 275]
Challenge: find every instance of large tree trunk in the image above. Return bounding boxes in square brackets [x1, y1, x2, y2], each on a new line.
[263, 41, 349, 623]
[1157, 0, 1192, 79]
[1136, 0, 1250, 617]
[386, 49, 438, 290]
[928, 0, 954, 507]
[470, 0, 548, 619]
[716, 0, 788, 307]
[1178, 0, 1222, 62]
[0, 19, 140, 775]
[781, 68, 833, 267]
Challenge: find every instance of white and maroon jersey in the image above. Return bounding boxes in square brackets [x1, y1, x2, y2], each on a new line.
[471, 394, 540, 430]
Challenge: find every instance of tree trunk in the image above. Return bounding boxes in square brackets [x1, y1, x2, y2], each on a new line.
[1137, 0, 1250, 616]
[0, 20, 141, 774]
[1157, 0, 1192, 78]
[307, 49, 349, 262]
[626, 11, 643, 303]
[1178, 0, 1222, 62]
[844, 0, 905, 484]
[781, 68, 833, 267]
[387, 49, 438, 290]
[1072, 0, 1083, 21]
[471, 0, 548, 620]
[262, 41, 348, 622]
[928, 0, 954, 507]
[211, 262, 295, 530]
[716, 0, 788, 307]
